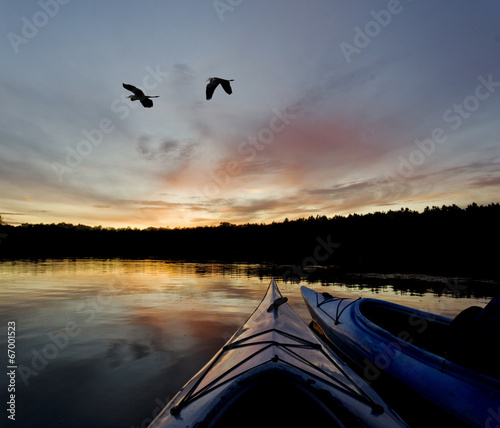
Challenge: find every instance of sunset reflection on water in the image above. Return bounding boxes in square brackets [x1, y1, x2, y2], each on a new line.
[0, 259, 495, 427]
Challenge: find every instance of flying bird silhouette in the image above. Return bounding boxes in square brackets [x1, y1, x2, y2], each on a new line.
[122, 83, 159, 108]
[206, 77, 234, 100]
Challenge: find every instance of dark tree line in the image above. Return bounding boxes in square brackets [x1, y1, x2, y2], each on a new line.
[0, 203, 499, 279]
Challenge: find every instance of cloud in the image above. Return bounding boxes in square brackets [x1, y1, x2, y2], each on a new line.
[171, 63, 196, 85]
[308, 180, 374, 196]
[204, 114, 393, 192]
[136, 136, 199, 163]
[2, 2, 499, 229]
[470, 176, 500, 188]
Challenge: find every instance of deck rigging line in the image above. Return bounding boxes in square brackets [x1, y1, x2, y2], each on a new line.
[170, 327, 383, 415]
[317, 295, 361, 325]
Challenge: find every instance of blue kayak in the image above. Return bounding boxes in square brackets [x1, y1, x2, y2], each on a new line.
[148, 279, 408, 427]
[301, 287, 500, 428]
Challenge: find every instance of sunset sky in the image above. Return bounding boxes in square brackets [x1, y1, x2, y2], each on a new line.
[1, 1, 500, 228]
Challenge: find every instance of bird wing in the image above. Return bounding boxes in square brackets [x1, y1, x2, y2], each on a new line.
[140, 97, 153, 108]
[206, 79, 220, 100]
[123, 83, 145, 97]
[220, 79, 232, 95]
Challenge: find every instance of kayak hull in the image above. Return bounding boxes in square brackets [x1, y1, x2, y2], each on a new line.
[149, 280, 408, 427]
[301, 287, 500, 428]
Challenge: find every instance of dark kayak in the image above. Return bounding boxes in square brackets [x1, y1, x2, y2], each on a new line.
[149, 279, 408, 427]
[301, 287, 500, 428]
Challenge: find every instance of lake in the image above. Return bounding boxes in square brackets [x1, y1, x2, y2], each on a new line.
[0, 259, 496, 427]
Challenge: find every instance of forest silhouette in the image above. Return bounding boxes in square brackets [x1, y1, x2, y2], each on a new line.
[1, 203, 499, 280]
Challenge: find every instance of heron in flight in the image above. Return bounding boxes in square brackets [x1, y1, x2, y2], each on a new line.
[123, 83, 159, 108]
[206, 77, 234, 100]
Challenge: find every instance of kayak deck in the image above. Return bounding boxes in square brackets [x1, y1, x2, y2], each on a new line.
[149, 279, 408, 427]
[301, 287, 500, 428]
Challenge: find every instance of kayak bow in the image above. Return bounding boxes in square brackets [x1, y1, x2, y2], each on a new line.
[149, 279, 407, 427]
[301, 286, 500, 428]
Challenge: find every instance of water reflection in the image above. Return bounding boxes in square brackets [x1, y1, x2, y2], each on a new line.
[0, 259, 497, 428]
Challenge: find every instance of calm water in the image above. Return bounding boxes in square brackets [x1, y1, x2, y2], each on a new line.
[0, 259, 496, 428]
